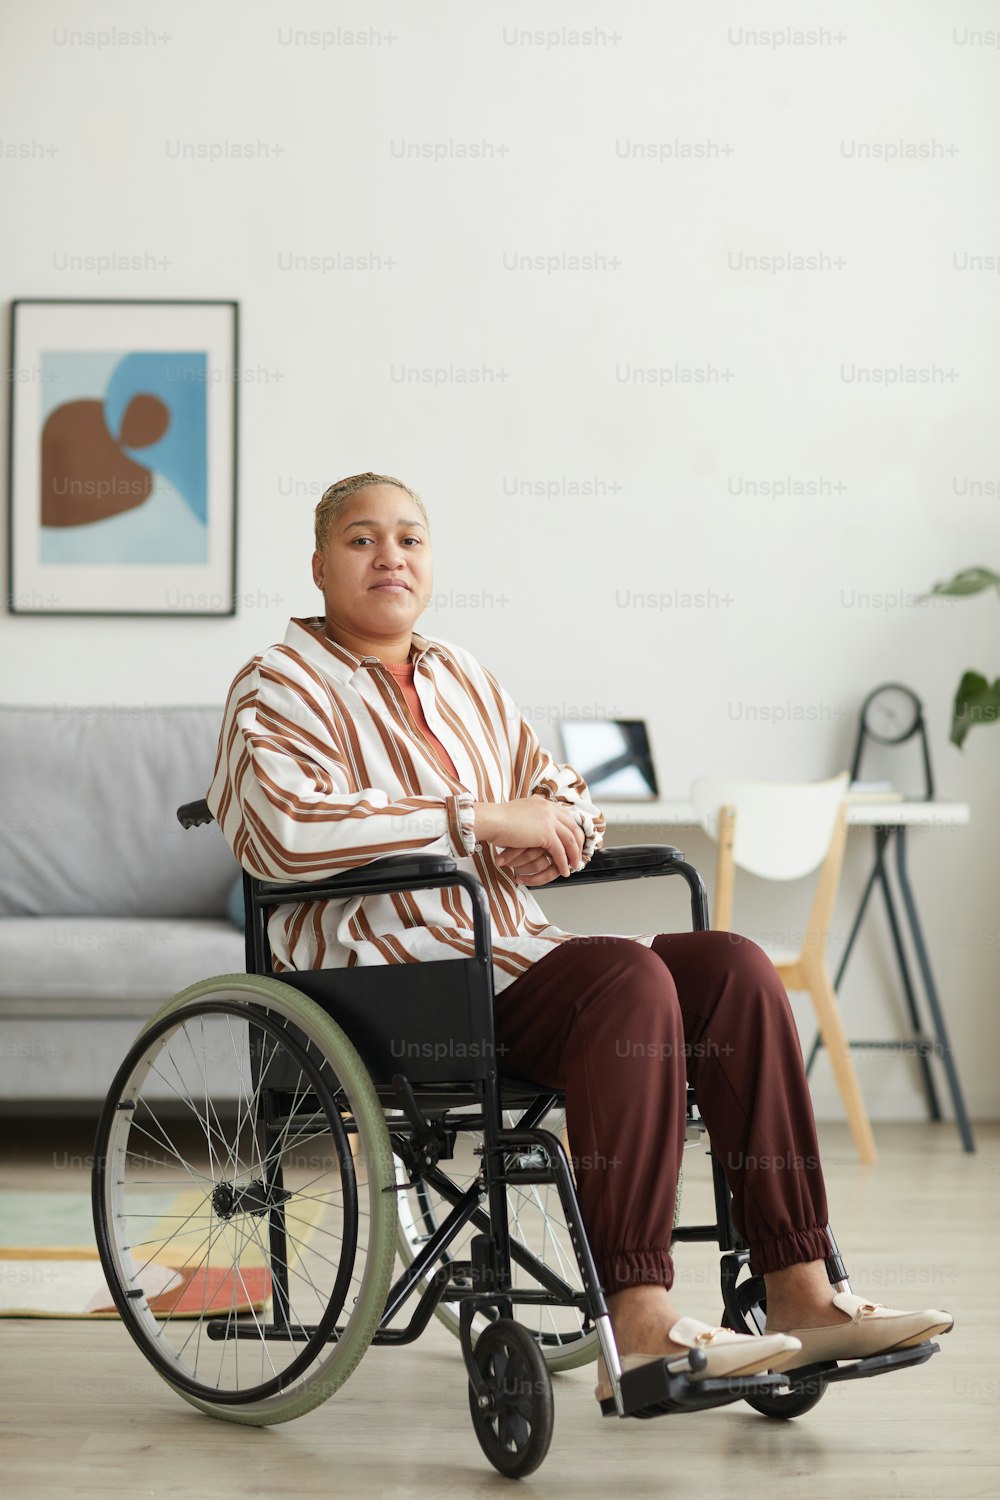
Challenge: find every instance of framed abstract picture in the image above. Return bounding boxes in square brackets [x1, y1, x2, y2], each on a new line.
[7, 298, 238, 615]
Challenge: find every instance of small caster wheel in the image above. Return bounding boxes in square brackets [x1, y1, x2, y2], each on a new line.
[723, 1275, 828, 1420]
[468, 1318, 554, 1478]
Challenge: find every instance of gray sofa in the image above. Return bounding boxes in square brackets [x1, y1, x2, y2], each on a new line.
[0, 705, 245, 1112]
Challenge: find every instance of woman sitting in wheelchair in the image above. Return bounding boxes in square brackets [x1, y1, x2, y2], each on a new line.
[207, 471, 953, 1410]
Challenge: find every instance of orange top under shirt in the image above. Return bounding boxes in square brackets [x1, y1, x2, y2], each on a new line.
[383, 656, 461, 782]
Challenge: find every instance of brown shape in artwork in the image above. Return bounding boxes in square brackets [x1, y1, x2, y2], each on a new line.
[41, 397, 166, 527]
[118, 392, 170, 449]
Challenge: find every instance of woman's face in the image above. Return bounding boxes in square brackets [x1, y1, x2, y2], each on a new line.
[312, 483, 433, 641]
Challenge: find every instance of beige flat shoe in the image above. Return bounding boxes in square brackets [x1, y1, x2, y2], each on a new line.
[595, 1316, 802, 1406]
[766, 1292, 955, 1372]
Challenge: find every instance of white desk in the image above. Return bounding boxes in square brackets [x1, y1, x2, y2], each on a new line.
[599, 798, 970, 830]
[598, 797, 974, 1152]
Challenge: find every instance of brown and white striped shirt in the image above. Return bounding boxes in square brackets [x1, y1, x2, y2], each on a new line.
[207, 616, 656, 993]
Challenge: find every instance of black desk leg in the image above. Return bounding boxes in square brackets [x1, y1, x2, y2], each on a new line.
[806, 826, 964, 1139]
[874, 828, 942, 1122]
[894, 825, 976, 1153]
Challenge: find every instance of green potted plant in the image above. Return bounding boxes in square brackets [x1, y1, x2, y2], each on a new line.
[923, 567, 1000, 747]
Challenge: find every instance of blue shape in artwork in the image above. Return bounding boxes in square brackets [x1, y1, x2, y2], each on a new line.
[40, 473, 207, 565]
[40, 351, 121, 422]
[104, 351, 208, 524]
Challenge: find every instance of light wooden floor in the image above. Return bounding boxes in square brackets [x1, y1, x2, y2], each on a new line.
[1, 1119, 997, 1499]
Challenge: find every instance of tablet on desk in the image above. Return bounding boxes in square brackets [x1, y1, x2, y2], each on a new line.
[557, 719, 659, 800]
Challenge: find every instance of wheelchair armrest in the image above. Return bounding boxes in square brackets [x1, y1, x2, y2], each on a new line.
[549, 843, 710, 931]
[175, 796, 470, 935]
[176, 796, 458, 893]
[247, 853, 488, 971]
[254, 853, 459, 904]
[552, 844, 684, 883]
[177, 798, 213, 829]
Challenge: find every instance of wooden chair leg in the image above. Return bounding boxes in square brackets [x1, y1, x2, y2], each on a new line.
[804, 961, 878, 1165]
[344, 1115, 364, 1173]
[561, 1120, 573, 1178]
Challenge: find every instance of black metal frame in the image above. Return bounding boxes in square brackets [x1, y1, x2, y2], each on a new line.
[175, 797, 937, 1420]
[838, 682, 973, 1150]
[805, 820, 975, 1153]
[233, 831, 715, 1364]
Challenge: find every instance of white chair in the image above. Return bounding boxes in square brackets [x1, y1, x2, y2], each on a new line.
[690, 771, 877, 1165]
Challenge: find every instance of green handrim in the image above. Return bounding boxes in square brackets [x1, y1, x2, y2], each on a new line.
[108, 973, 398, 1427]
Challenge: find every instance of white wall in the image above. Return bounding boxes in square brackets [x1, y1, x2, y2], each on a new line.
[2, 1, 997, 1123]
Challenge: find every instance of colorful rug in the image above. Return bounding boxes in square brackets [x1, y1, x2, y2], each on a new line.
[0, 1189, 305, 1319]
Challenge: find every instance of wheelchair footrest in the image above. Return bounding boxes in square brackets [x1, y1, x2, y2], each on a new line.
[780, 1339, 940, 1390]
[601, 1364, 788, 1420]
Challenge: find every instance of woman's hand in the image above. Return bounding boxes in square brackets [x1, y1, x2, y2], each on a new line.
[495, 844, 569, 887]
[472, 797, 585, 879]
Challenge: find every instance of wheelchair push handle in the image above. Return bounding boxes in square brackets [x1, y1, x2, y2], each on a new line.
[177, 798, 214, 829]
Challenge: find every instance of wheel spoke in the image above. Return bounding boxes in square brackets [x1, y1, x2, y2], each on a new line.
[94, 993, 387, 1407]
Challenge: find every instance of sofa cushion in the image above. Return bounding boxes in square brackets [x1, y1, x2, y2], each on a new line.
[0, 705, 240, 918]
[0, 1016, 249, 1103]
[227, 876, 246, 929]
[0, 917, 246, 1013]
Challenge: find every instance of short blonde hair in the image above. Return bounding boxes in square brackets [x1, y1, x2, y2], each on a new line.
[314, 471, 429, 551]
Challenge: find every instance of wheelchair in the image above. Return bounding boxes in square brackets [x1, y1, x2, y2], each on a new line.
[90, 801, 942, 1480]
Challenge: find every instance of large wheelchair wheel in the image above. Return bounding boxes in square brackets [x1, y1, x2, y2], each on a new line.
[92, 975, 397, 1426]
[395, 1106, 599, 1372]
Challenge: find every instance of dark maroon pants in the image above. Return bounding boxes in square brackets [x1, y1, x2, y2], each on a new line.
[493, 931, 832, 1294]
